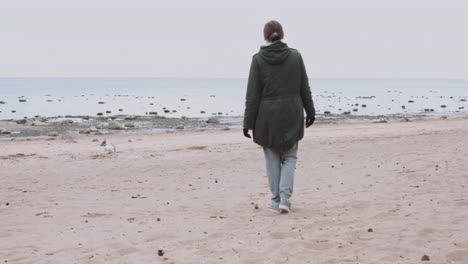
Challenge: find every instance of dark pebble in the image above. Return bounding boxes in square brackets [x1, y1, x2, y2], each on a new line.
[441, 105, 447, 108]
[421, 254, 430, 261]
[6, 202, 9, 206]
[324, 111, 331, 115]
[157, 249, 164, 256]
[106, 111, 111, 114]
[118, 109, 123, 111]
[97, 113, 103, 116]
[200, 111, 206, 114]
[98, 102, 105, 104]
[408, 100, 414, 103]
[164, 110, 170, 113]
[149, 112, 158, 115]
[368, 228, 373, 232]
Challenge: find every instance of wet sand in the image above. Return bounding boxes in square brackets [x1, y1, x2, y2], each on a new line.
[1, 118, 468, 263]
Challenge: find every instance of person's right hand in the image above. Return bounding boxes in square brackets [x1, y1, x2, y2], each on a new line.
[243, 128, 251, 138]
[306, 116, 315, 128]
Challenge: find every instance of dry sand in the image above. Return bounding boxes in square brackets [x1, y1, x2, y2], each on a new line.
[1, 118, 468, 264]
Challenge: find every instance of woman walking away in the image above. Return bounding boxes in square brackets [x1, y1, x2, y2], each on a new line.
[243, 20, 316, 214]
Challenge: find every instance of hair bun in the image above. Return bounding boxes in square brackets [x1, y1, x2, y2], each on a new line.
[269, 32, 280, 42]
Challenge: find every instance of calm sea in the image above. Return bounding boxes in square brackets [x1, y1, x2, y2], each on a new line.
[0, 78, 467, 120]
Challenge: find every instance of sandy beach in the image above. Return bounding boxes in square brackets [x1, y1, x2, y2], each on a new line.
[1, 118, 468, 263]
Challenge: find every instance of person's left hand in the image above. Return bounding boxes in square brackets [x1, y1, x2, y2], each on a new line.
[243, 129, 251, 138]
[306, 115, 315, 128]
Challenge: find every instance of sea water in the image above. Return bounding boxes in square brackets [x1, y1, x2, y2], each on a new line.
[0, 78, 467, 120]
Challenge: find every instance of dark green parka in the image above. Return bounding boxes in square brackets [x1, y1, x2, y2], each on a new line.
[243, 41, 315, 152]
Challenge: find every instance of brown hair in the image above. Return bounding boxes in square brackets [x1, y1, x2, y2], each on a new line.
[263, 20, 284, 42]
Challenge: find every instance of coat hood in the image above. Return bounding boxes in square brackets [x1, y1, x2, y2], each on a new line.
[258, 41, 291, 65]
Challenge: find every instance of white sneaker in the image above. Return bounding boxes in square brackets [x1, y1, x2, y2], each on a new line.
[279, 199, 291, 214]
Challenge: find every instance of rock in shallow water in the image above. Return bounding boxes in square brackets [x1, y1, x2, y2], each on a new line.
[16, 119, 27, 124]
[206, 117, 220, 124]
[48, 131, 59, 137]
[108, 121, 123, 130]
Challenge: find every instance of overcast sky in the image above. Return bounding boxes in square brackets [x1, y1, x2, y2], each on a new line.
[1, 0, 467, 78]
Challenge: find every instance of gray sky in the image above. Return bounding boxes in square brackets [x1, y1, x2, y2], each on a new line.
[1, 0, 467, 78]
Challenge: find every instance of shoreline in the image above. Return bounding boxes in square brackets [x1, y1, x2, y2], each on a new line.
[1, 112, 467, 139]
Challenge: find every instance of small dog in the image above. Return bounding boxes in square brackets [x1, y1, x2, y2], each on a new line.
[100, 139, 116, 153]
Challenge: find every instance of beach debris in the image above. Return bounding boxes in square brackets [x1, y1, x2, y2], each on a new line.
[440, 105, 447, 108]
[373, 120, 388, 123]
[82, 212, 107, 218]
[367, 228, 373, 232]
[421, 254, 430, 261]
[48, 131, 59, 137]
[157, 249, 164, 256]
[131, 194, 141, 199]
[206, 117, 220, 124]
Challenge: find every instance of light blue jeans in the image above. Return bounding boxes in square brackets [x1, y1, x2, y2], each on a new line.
[263, 143, 298, 202]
